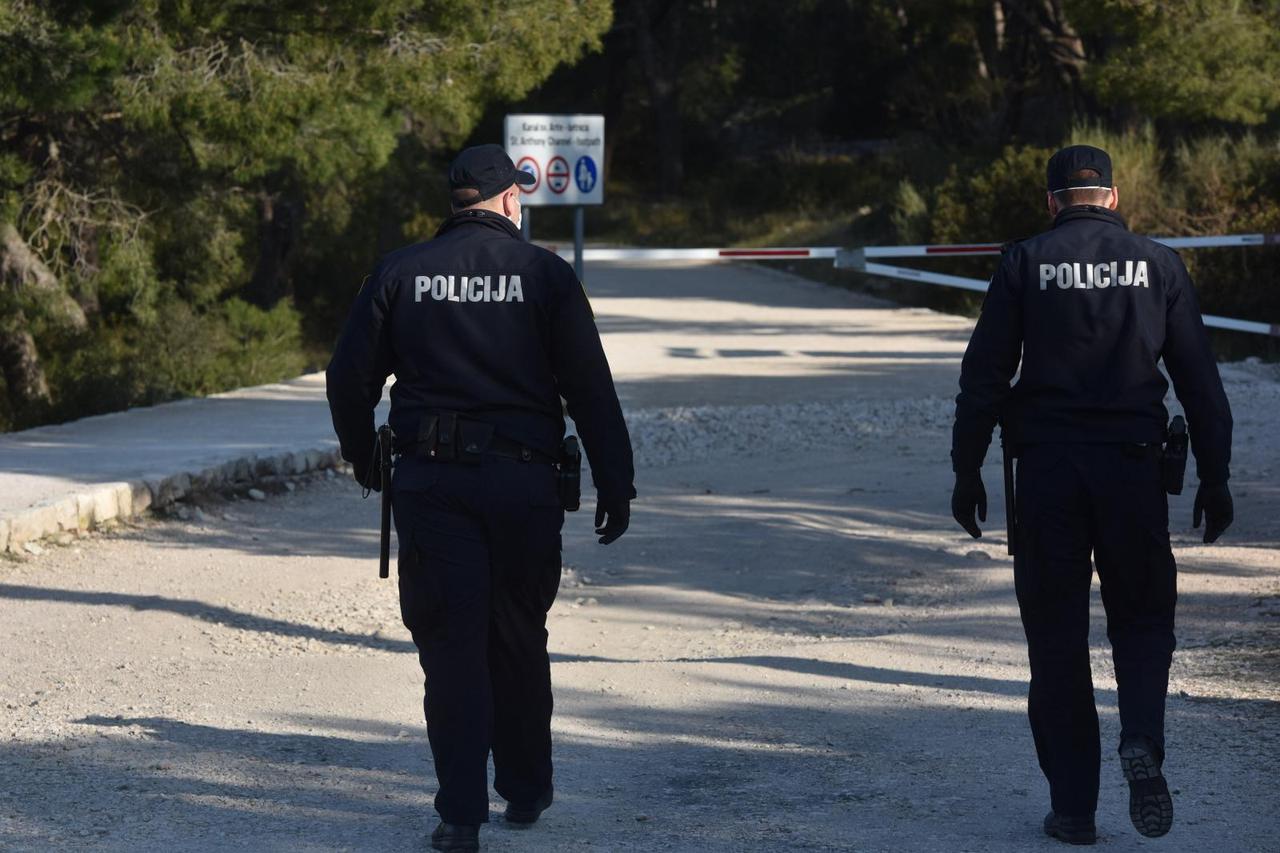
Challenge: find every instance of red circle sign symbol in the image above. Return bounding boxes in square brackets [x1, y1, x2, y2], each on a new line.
[546, 156, 570, 194]
[515, 156, 540, 193]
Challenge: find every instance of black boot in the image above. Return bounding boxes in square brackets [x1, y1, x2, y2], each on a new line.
[431, 821, 480, 852]
[1120, 736, 1173, 838]
[1043, 811, 1097, 845]
[503, 787, 554, 826]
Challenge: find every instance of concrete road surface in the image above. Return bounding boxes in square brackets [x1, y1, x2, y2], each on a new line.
[2, 261, 1277, 852]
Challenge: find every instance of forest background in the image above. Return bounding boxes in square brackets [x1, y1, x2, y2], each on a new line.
[3, 0, 1280, 432]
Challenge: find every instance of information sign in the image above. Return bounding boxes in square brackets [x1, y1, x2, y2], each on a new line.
[504, 114, 604, 206]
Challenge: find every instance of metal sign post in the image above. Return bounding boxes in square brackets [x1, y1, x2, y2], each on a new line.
[504, 113, 605, 281]
[573, 207, 585, 281]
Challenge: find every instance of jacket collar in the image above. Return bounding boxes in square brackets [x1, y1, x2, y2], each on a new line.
[1053, 205, 1128, 231]
[435, 208, 524, 240]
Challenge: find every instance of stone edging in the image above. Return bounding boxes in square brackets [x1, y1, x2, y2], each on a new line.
[1, 445, 344, 555]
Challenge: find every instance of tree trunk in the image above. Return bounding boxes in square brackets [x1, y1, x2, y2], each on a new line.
[245, 190, 297, 307]
[1001, 0, 1087, 100]
[0, 220, 81, 419]
[1, 222, 86, 330]
[633, 1, 684, 195]
[0, 307, 52, 414]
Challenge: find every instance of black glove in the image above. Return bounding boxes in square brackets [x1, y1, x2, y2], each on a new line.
[594, 497, 630, 545]
[951, 470, 987, 539]
[354, 454, 381, 493]
[1193, 481, 1232, 544]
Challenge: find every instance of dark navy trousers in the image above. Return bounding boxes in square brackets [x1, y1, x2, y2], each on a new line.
[392, 456, 564, 825]
[1013, 443, 1177, 818]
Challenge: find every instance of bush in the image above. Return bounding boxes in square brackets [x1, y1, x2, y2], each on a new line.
[889, 126, 1280, 338]
[40, 297, 306, 426]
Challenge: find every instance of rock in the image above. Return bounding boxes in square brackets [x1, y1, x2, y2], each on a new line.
[92, 488, 119, 526]
[130, 481, 152, 516]
[76, 493, 95, 529]
[23, 541, 45, 556]
[8, 507, 55, 550]
[282, 452, 303, 475]
[248, 488, 267, 502]
[284, 482, 296, 492]
[113, 483, 134, 519]
[966, 550, 986, 560]
[861, 593, 883, 604]
[53, 533, 74, 546]
[48, 496, 77, 533]
[175, 506, 193, 521]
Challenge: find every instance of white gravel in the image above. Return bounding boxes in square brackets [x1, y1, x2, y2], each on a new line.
[627, 397, 954, 467]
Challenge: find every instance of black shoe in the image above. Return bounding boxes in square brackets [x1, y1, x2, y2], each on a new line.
[1120, 738, 1173, 838]
[1043, 811, 1097, 845]
[504, 787, 554, 826]
[431, 822, 479, 852]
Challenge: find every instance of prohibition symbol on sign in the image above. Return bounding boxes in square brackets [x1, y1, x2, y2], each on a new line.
[546, 156, 570, 194]
[574, 155, 598, 193]
[515, 156, 540, 193]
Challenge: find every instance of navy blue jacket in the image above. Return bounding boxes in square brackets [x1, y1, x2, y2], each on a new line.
[326, 209, 635, 502]
[953, 206, 1232, 484]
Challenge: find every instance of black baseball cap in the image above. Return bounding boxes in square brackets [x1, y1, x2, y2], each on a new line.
[448, 144, 535, 205]
[1046, 145, 1113, 194]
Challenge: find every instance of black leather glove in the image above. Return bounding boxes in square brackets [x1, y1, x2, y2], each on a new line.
[951, 470, 987, 539]
[354, 455, 381, 493]
[1193, 481, 1232, 544]
[353, 429, 390, 493]
[594, 497, 630, 545]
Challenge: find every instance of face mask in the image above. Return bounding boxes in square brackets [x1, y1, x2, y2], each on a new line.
[513, 208, 522, 230]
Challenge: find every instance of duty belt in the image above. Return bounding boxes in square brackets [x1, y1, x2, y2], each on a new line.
[399, 412, 557, 465]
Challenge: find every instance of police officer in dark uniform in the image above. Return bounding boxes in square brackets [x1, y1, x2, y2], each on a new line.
[950, 145, 1233, 845]
[326, 144, 636, 852]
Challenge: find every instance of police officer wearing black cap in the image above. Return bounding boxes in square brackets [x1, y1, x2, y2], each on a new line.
[950, 145, 1233, 845]
[326, 143, 636, 852]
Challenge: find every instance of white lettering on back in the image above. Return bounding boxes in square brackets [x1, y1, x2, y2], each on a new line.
[1042, 260, 1149, 292]
[414, 273, 529, 304]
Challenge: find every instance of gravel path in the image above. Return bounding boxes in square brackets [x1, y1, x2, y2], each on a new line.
[2, 261, 1277, 852]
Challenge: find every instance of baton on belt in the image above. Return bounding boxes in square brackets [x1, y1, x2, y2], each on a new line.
[377, 424, 395, 579]
[1002, 440, 1016, 557]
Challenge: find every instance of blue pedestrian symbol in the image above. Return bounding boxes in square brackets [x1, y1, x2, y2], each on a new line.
[574, 155, 598, 193]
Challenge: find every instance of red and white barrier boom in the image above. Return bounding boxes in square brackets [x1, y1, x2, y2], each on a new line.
[555, 232, 1278, 337]
[565, 247, 839, 261]
[834, 233, 1280, 336]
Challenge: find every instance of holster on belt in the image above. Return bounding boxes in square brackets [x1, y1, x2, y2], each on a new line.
[558, 435, 582, 512]
[1161, 415, 1188, 495]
